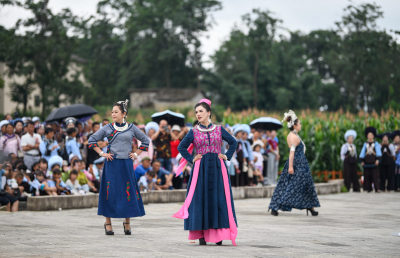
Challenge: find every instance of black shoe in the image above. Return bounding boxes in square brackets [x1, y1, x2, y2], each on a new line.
[216, 241, 223, 246]
[104, 223, 114, 235]
[199, 238, 207, 245]
[271, 210, 279, 216]
[306, 208, 318, 216]
[123, 222, 131, 235]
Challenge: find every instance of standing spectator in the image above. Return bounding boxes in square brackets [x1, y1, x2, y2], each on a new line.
[13, 120, 24, 138]
[393, 130, 400, 191]
[86, 122, 102, 167]
[65, 128, 82, 160]
[20, 121, 42, 170]
[252, 140, 265, 185]
[340, 130, 360, 192]
[152, 119, 179, 172]
[101, 118, 109, 127]
[379, 133, 396, 191]
[0, 123, 21, 156]
[0, 120, 9, 136]
[39, 127, 60, 162]
[360, 127, 382, 192]
[266, 130, 280, 185]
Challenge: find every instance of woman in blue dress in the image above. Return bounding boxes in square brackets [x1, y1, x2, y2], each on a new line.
[88, 100, 149, 235]
[173, 99, 238, 246]
[269, 110, 320, 216]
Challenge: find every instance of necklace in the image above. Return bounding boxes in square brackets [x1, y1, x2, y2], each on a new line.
[113, 122, 129, 132]
[196, 124, 216, 132]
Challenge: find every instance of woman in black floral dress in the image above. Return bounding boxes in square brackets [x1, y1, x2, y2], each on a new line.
[268, 110, 320, 216]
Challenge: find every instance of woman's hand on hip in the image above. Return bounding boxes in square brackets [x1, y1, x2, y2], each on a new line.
[193, 154, 202, 163]
[218, 153, 227, 161]
[102, 152, 114, 161]
[129, 152, 138, 160]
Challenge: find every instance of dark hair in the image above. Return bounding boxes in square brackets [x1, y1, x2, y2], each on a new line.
[103, 118, 109, 122]
[66, 127, 76, 136]
[39, 158, 48, 164]
[70, 169, 78, 176]
[147, 170, 156, 178]
[26, 120, 35, 126]
[51, 163, 61, 170]
[52, 169, 61, 175]
[92, 122, 100, 127]
[44, 127, 54, 135]
[286, 116, 299, 131]
[6, 123, 14, 128]
[113, 99, 129, 117]
[72, 159, 80, 167]
[194, 102, 212, 125]
[151, 160, 161, 166]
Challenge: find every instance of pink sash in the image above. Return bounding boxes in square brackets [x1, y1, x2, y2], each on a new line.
[173, 157, 237, 246]
[175, 144, 194, 177]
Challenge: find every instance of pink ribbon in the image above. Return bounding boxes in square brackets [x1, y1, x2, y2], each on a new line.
[175, 144, 193, 177]
[173, 157, 237, 246]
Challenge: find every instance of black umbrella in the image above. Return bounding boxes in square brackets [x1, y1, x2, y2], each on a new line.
[250, 117, 283, 131]
[45, 104, 98, 122]
[151, 110, 185, 127]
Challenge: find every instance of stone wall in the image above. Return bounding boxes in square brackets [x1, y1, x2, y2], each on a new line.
[20, 180, 343, 211]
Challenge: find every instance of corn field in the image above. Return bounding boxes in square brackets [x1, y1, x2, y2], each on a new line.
[95, 106, 400, 182]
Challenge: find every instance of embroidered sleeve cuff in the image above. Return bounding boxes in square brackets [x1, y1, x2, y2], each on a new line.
[139, 145, 148, 151]
[88, 143, 98, 149]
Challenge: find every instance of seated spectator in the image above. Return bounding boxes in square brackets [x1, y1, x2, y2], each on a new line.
[66, 170, 88, 195]
[52, 169, 70, 195]
[91, 157, 105, 180]
[47, 155, 63, 179]
[82, 160, 100, 191]
[38, 158, 48, 174]
[138, 170, 156, 192]
[15, 171, 32, 196]
[134, 157, 151, 182]
[151, 160, 173, 190]
[31, 171, 57, 196]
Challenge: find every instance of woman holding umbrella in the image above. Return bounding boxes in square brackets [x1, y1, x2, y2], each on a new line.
[173, 98, 238, 246]
[88, 99, 149, 235]
[268, 110, 320, 216]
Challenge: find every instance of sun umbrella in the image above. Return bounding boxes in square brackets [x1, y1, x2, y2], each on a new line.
[250, 117, 282, 131]
[151, 110, 185, 127]
[45, 104, 98, 122]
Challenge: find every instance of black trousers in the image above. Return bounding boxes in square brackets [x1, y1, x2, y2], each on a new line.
[343, 160, 360, 192]
[394, 165, 400, 191]
[363, 166, 380, 192]
[379, 163, 395, 191]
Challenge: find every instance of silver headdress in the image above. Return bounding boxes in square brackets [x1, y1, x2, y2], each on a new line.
[116, 99, 129, 114]
[282, 110, 297, 129]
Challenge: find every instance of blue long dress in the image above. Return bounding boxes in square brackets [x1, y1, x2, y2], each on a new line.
[269, 140, 320, 211]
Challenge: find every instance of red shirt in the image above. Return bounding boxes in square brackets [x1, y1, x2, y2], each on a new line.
[170, 140, 180, 158]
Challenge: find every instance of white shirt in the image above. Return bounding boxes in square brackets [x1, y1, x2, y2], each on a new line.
[253, 151, 264, 167]
[20, 132, 42, 155]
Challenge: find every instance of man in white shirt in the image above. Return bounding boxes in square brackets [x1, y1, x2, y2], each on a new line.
[20, 121, 42, 170]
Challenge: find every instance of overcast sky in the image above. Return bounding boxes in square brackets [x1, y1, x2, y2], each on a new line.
[1, 0, 399, 66]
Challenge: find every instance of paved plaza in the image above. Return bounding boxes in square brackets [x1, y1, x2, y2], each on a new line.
[0, 192, 399, 257]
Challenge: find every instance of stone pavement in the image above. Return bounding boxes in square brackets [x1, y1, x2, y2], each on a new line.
[0, 192, 399, 257]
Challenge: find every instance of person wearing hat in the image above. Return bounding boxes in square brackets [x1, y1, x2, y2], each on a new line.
[65, 127, 82, 160]
[359, 127, 382, 192]
[174, 98, 238, 246]
[88, 99, 149, 236]
[269, 110, 320, 217]
[378, 133, 396, 191]
[392, 130, 400, 191]
[232, 125, 248, 186]
[340, 130, 360, 192]
[0, 123, 21, 157]
[0, 120, 9, 136]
